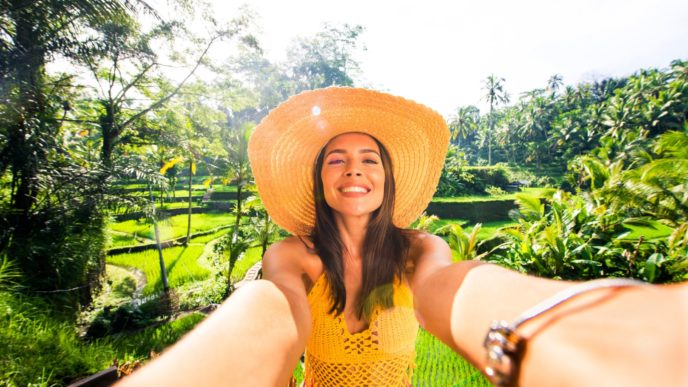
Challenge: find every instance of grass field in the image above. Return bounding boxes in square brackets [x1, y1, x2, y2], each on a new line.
[108, 245, 208, 295]
[109, 213, 234, 243]
[190, 228, 232, 244]
[621, 219, 674, 241]
[120, 182, 238, 191]
[413, 328, 491, 386]
[108, 231, 150, 247]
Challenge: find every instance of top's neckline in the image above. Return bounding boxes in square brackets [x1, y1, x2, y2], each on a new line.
[308, 273, 383, 336]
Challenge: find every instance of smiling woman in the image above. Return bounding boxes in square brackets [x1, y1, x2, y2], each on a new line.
[248, 88, 450, 386]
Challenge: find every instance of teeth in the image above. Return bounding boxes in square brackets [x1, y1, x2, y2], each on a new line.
[341, 186, 368, 193]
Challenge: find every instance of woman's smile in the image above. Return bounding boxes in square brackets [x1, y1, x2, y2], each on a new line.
[339, 184, 371, 195]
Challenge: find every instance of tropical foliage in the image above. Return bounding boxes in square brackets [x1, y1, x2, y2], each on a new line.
[1, 0, 687, 384]
[486, 127, 688, 283]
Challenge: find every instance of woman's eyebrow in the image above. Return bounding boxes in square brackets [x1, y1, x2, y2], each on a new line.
[325, 148, 381, 157]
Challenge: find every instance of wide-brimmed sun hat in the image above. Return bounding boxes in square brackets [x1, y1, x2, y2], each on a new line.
[248, 87, 449, 236]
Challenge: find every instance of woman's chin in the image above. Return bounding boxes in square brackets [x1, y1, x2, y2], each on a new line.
[333, 209, 377, 223]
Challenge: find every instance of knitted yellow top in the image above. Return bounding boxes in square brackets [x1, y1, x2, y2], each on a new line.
[303, 274, 419, 386]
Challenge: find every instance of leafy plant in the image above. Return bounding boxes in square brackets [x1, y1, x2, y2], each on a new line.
[435, 223, 484, 261]
[487, 190, 687, 282]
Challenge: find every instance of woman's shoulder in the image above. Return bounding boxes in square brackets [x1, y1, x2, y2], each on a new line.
[263, 236, 322, 280]
[403, 230, 453, 291]
[405, 230, 449, 254]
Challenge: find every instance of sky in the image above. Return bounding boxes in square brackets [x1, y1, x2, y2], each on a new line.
[208, 0, 688, 118]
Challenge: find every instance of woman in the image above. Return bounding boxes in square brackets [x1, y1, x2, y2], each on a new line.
[248, 87, 454, 386]
[119, 88, 687, 387]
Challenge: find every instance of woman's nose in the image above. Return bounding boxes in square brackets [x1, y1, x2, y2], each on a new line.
[345, 166, 362, 177]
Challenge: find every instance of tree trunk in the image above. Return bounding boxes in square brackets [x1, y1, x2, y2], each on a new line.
[261, 213, 269, 257]
[8, 5, 47, 214]
[149, 185, 169, 293]
[488, 105, 494, 165]
[232, 167, 243, 243]
[186, 161, 193, 245]
[100, 103, 116, 168]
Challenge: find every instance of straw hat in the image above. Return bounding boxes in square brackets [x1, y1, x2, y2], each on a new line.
[248, 87, 449, 236]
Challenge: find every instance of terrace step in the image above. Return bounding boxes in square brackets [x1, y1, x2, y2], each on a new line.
[233, 261, 263, 289]
[106, 225, 232, 255]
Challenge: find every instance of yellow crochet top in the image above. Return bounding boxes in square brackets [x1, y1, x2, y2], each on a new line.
[303, 274, 419, 386]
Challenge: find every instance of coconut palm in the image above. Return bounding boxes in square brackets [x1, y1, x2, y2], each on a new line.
[482, 75, 510, 165]
[448, 106, 480, 148]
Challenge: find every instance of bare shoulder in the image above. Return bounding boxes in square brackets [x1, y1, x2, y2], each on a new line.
[407, 231, 451, 261]
[263, 236, 309, 273]
[263, 236, 322, 285]
[405, 230, 452, 291]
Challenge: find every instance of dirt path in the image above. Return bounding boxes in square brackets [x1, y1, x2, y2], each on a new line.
[129, 267, 147, 302]
[194, 235, 225, 271]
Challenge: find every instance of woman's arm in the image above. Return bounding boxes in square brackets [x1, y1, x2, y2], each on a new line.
[415, 260, 688, 386]
[117, 241, 312, 386]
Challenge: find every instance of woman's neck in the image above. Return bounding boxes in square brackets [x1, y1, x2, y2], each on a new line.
[334, 214, 370, 260]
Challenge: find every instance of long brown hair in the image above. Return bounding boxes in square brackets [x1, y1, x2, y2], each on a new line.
[310, 134, 410, 320]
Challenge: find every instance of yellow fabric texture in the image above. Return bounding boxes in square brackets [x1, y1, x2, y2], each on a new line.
[303, 274, 419, 386]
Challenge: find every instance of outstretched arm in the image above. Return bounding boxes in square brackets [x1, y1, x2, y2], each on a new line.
[415, 258, 688, 386]
[118, 241, 312, 386]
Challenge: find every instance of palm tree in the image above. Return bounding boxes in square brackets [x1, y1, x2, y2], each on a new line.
[448, 106, 480, 148]
[482, 75, 510, 165]
[224, 121, 254, 243]
[546, 74, 564, 96]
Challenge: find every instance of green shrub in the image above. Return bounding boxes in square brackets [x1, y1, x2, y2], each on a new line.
[485, 185, 506, 196]
[7, 207, 107, 315]
[486, 191, 688, 282]
[437, 162, 511, 196]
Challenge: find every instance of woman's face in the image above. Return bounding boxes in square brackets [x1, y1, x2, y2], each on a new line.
[320, 133, 385, 220]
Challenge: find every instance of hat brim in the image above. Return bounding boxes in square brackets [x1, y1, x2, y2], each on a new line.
[248, 87, 449, 236]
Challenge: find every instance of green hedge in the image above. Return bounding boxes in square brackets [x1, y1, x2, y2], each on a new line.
[437, 165, 511, 196]
[425, 200, 517, 223]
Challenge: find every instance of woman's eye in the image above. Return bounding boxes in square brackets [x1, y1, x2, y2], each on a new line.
[327, 159, 344, 165]
[363, 159, 379, 164]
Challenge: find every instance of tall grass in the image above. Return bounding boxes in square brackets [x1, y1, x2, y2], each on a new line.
[0, 291, 115, 386]
[108, 245, 208, 295]
[108, 231, 150, 248]
[413, 328, 491, 386]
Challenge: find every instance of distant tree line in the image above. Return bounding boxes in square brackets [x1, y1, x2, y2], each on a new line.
[448, 61, 687, 173]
